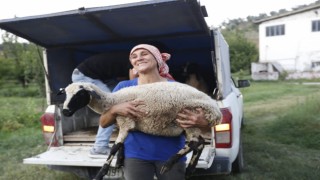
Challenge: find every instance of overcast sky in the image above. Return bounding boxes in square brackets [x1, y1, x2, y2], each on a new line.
[0, 0, 317, 42]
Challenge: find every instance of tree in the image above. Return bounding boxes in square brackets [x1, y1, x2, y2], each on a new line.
[1, 32, 44, 91]
[2, 32, 28, 86]
[222, 30, 259, 73]
[0, 55, 15, 86]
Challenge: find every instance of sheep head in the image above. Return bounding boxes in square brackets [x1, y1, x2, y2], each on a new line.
[59, 83, 102, 117]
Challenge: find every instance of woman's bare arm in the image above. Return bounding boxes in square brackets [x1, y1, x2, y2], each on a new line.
[100, 100, 146, 128]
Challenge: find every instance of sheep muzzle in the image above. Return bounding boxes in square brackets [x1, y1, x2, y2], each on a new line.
[62, 89, 91, 117]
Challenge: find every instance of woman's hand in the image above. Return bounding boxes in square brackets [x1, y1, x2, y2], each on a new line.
[176, 108, 209, 128]
[129, 68, 139, 80]
[100, 100, 145, 127]
[110, 100, 146, 119]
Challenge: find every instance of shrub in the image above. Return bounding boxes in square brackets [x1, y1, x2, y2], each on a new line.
[0, 82, 43, 97]
[0, 97, 44, 132]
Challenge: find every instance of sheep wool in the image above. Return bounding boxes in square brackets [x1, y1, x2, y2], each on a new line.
[61, 81, 222, 178]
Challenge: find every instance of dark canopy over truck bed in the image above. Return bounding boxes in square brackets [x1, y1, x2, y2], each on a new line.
[0, 0, 209, 49]
[0, 0, 219, 104]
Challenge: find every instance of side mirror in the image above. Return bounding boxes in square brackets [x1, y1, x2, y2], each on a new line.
[237, 80, 250, 88]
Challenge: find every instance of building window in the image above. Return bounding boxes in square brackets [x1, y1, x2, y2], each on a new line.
[311, 61, 320, 68]
[312, 20, 320, 32]
[266, 24, 285, 37]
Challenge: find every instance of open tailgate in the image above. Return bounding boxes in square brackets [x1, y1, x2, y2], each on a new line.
[24, 145, 215, 168]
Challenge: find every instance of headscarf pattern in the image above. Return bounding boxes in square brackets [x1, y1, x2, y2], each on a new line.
[130, 44, 174, 80]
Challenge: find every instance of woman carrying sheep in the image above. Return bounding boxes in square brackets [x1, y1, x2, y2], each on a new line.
[99, 44, 212, 180]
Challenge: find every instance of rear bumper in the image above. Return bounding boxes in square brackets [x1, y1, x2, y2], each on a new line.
[48, 156, 232, 179]
[192, 156, 231, 176]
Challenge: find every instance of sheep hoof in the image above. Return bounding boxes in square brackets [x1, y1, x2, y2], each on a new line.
[160, 158, 180, 174]
[160, 165, 170, 174]
[94, 163, 110, 180]
[115, 145, 125, 167]
[185, 167, 195, 178]
[160, 155, 180, 174]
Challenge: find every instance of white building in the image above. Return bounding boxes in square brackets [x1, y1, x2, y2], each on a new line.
[253, 4, 320, 80]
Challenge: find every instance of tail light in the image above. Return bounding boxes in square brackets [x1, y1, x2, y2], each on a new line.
[40, 112, 59, 146]
[214, 108, 232, 148]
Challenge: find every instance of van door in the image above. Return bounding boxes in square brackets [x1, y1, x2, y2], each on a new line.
[212, 29, 232, 99]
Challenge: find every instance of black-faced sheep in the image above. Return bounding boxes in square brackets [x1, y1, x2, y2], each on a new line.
[59, 81, 222, 180]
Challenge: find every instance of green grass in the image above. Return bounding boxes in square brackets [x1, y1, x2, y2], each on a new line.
[191, 81, 320, 180]
[1, 81, 320, 179]
[266, 96, 320, 150]
[0, 97, 46, 131]
[0, 95, 80, 179]
[0, 128, 80, 180]
[0, 84, 79, 179]
[240, 81, 320, 103]
[236, 81, 320, 180]
[0, 82, 42, 97]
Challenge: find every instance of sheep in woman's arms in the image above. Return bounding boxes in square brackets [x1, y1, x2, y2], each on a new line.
[59, 81, 222, 179]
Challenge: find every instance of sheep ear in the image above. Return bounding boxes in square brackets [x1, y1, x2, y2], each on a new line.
[57, 88, 65, 95]
[88, 90, 102, 100]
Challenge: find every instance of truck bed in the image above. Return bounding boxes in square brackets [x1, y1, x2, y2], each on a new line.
[63, 127, 119, 143]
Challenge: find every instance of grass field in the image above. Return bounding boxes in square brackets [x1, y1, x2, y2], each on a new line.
[0, 81, 320, 180]
[0, 97, 80, 180]
[233, 81, 320, 180]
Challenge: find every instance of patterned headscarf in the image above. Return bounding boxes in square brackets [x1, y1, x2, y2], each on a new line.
[129, 44, 174, 80]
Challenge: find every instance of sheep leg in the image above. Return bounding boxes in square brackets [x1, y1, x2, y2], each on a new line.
[160, 137, 203, 175]
[185, 136, 205, 178]
[160, 145, 192, 174]
[93, 143, 123, 180]
[115, 144, 124, 168]
[94, 128, 129, 180]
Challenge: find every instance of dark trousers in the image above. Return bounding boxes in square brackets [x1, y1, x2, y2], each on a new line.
[123, 158, 186, 180]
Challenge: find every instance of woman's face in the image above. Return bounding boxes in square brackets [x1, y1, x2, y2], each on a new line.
[130, 49, 158, 74]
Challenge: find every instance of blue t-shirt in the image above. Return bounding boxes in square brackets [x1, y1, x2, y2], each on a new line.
[112, 78, 186, 161]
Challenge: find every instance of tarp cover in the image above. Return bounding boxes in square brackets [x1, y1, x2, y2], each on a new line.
[0, 0, 218, 103]
[0, 0, 209, 50]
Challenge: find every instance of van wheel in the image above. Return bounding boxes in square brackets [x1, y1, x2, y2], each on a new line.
[87, 167, 101, 179]
[232, 134, 244, 173]
[241, 117, 245, 129]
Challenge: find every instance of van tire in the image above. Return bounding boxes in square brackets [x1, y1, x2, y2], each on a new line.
[232, 134, 244, 173]
[241, 117, 245, 129]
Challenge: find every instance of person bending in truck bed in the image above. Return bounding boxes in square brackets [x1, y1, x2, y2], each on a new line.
[99, 44, 211, 180]
[71, 52, 134, 158]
